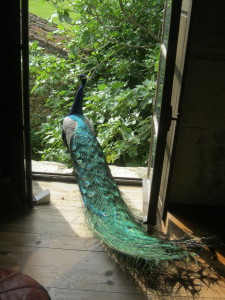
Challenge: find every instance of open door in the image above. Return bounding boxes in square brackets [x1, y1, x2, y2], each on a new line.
[0, 0, 32, 210]
[143, 0, 193, 225]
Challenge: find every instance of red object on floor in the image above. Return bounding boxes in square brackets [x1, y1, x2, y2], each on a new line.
[0, 268, 51, 299]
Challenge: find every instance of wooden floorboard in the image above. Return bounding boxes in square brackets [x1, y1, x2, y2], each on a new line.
[1, 180, 225, 299]
[0, 231, 101, 252]
[0, 180, 146, 300]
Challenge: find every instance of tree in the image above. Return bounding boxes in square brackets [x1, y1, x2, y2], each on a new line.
[30, 0, 164, 166]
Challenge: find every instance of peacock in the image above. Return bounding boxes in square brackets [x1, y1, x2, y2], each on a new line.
[62, 74, 209, 276]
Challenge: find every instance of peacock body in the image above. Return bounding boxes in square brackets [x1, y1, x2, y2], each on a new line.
[62, 75, 202, 269]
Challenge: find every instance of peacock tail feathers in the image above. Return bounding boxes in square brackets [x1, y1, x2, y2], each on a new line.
[63, 114, 192, 263]
[62, 75, 217, 284]
[59, 74, 225, 299]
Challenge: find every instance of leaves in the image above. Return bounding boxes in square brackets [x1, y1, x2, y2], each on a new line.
[30, 0, 163, 166]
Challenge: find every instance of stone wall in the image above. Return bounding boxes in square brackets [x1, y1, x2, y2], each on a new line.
[29, 13, 68, 58]
[168, 0, 225, 207]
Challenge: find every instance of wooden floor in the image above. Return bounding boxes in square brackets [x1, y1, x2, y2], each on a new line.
[0, 180, 146, 300]
[0, 180, 225, 299]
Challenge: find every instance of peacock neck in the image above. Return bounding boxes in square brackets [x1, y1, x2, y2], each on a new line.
[68, 82, 86, 115]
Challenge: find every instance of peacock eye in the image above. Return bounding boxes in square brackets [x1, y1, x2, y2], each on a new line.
[84, 180, 90, 187]
[82, 189, 87, 195]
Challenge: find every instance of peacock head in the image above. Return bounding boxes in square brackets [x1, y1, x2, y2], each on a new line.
[79, 74, 87, 84]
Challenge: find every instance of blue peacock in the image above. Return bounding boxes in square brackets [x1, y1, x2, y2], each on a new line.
[62, 75, 207, 272]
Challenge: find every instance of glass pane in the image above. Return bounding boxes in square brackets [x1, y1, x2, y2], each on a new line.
[150, 133, 157, 170]
[148, 0, 173, 179]
[163, 0, 172, 48]
[154, 0, 172, 124]
[155, 53, 166, 122]
[147, 128, 157, 196]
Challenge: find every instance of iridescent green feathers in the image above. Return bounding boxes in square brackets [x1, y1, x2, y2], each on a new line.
[63, 113, 189, 262]
[62, 75, 201, 266]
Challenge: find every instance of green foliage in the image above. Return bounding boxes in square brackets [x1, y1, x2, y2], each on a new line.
[85, 79, 155, 164]
[30, 41, 74, 165]
[30, 0, 164, 166]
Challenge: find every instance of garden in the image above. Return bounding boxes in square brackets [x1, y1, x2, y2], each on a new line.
[29, 0, 164, 167]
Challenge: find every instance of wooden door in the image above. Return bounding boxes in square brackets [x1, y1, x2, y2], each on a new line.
[143, 0, 193, 225]
[0, 0, 32, 210]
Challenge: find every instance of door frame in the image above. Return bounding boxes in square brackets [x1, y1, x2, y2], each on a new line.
[144, 0, 185, 225]
[0, 0, 33, 210]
